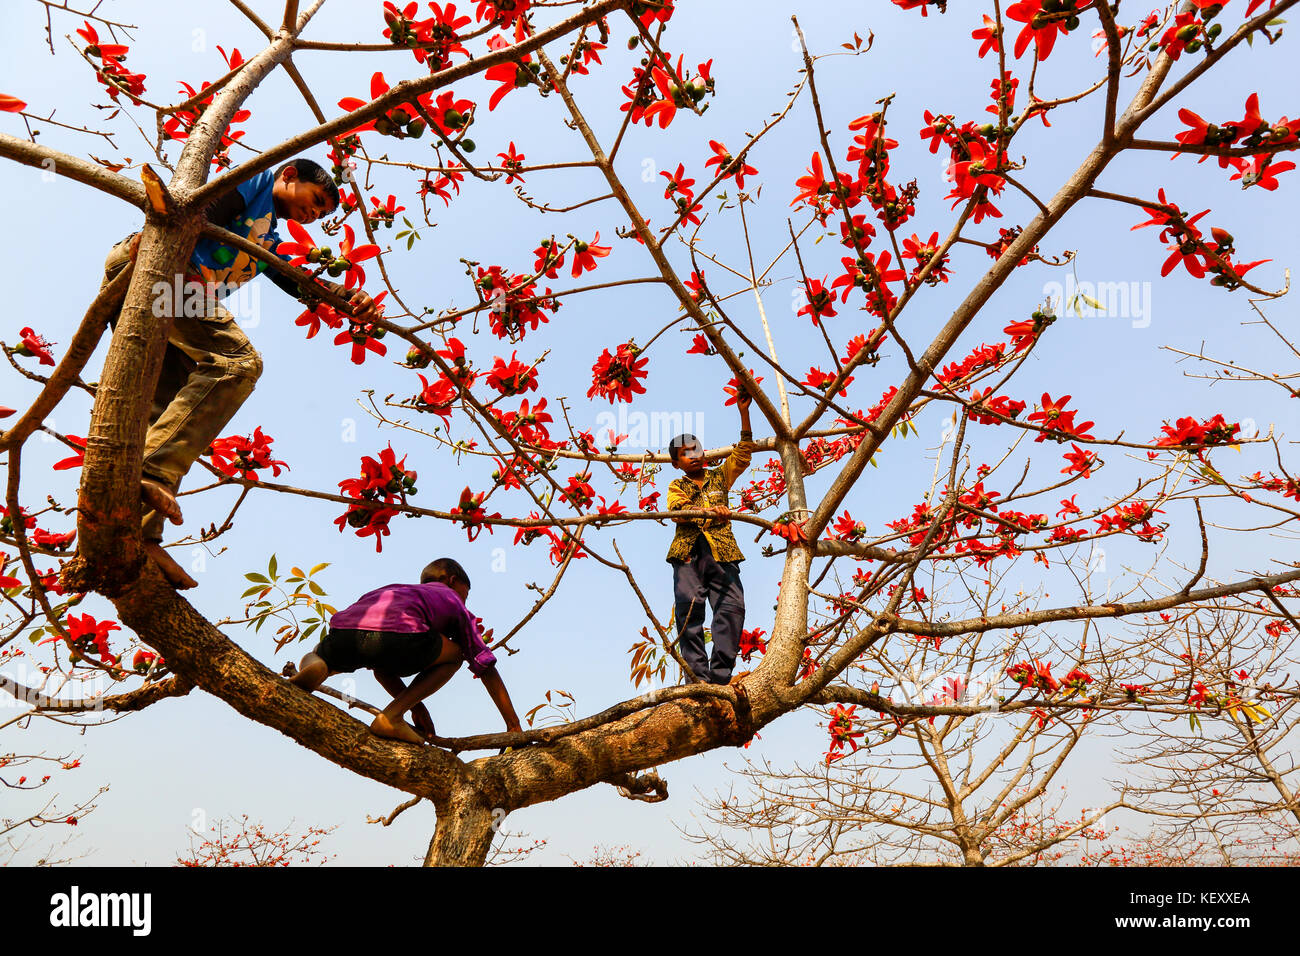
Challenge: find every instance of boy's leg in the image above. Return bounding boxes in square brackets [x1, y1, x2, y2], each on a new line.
[371, 638, 464, 744]
[672, 552, 712, 683]
[141, 291, 263, 531]
[704, 558, 745, 685]
[373, 669, 438, 738]
[290, 652, 331, 692]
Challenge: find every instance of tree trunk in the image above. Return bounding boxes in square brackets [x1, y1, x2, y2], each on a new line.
[425, 793, 500, 867]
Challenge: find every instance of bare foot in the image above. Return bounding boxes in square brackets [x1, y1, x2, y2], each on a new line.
[141, 479, 183, 526]
[143, 541, 198, 590]
[371, 713, 425, 745]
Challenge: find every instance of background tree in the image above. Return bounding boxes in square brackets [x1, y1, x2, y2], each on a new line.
[1, 0, 1298, 865]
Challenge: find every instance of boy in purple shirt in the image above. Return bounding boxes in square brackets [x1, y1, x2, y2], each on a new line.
[290, 558, 521, 745]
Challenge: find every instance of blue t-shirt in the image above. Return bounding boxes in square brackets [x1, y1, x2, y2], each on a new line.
[189, 169, 286, 298]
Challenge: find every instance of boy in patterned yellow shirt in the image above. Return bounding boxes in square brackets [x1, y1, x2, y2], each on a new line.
[666, 389, 755, 684]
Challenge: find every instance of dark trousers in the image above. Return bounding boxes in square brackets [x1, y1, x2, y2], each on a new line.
[671, 537, 745, 684]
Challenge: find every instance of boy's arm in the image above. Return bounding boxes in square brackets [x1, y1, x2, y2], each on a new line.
[479, 668, 522, 732]
[721, 391, 755, 491]
[204, 189, 247, 229]
[666, 478, 708, 526]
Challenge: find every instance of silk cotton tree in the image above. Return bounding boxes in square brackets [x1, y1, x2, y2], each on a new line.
[1, 0, 1298, 866]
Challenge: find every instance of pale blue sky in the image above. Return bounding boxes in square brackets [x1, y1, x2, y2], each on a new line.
[3, 0, 1297, 865]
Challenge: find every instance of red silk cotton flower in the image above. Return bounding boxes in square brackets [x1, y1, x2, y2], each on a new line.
[587, 342, 648, 404]
[15, 328, 56, 366]
[208, 427, 288, 481]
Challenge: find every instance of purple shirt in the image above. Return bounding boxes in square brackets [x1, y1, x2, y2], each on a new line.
[330, 582, 497, 677]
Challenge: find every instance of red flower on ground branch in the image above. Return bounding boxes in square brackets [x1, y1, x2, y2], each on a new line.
[208, 427, 288, 481]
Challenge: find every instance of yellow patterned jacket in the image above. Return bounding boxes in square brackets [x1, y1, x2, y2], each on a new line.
[665, 438, 754, 563]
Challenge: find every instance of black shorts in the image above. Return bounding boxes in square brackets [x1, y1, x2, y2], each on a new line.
[315, 628, 445, 678]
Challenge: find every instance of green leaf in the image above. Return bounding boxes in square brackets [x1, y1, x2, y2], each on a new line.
[241, 585, 265, 598]
[309, 581, 326, 596]
[245, 572, 270, 584]
[268, 554, 279, 579]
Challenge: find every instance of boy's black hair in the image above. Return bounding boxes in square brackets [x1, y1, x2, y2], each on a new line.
[275, 157, 340, 208]
[668, 433, 700, 464]
[421, 557, 471, 589]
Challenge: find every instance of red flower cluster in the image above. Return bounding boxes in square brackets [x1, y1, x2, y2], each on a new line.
[620, 55, 713, 130]
[449, 486, 500, 541]
[660, 163, 702, 225]
[339, 71, 444, 139]
[1176, 93, 1299, 189]
[738, 627, 767, 663]
[1007, 659, 1058, 694]
[165, 48, 249, 167]
[279, 223, 381, 291]
[208, 427, 287, 481]
[825, 704, 864, 764]
[937, 342, 1009, 387]
[1154, 414, 1240, 450]
[1027, 393, 1095, 443]
[381, 2, 471, 72]
[587, 341, 648, 404]
[1060, 443, 1097, 478]
[1132, 189, 1268, 289]
[560, 473, 595, 512]
[705, 140, 757, 189]
[41, 612, 122, 667]
[1095, 500, 1164, 542]
[832, 511, 868, 541]
[486, 352, 539, 396]
[415, 373, 458, 426]
[901, 231, 950, 285]
[76, 21, 146, 104]
[476, 264, 559, 341]
[334, 445, 416, 551]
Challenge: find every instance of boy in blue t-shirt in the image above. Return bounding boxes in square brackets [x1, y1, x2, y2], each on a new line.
[101, 158, 381, 588]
